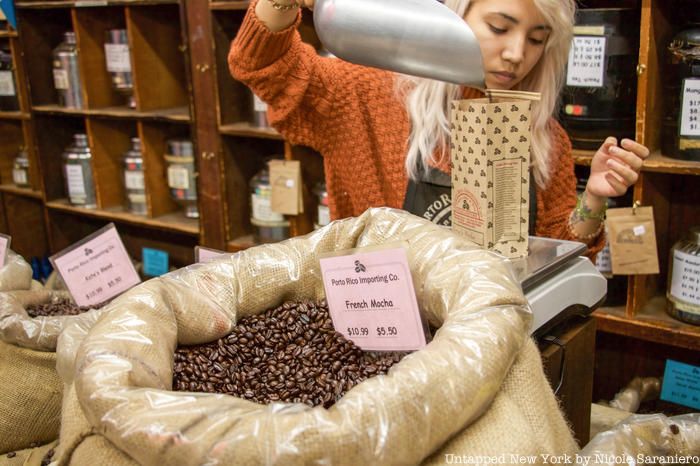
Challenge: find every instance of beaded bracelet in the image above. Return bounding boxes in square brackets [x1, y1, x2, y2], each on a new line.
[567, 215, 605, 242]
[267, 0, 299, 11]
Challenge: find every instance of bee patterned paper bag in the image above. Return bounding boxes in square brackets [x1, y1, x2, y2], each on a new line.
[450, 90, 540, 259]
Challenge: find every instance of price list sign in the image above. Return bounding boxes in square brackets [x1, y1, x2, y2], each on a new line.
[680, 79, 700, 137]
[50, 223, 141, 307]
[320, 247, 426, 351]
[566, 36, 606, 88]
[670, 248, 700, 306]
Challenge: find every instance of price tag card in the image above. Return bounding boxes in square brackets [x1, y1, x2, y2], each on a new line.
[320, 245, 426, 351]
[143, 247, 169, 277]
[661, 359, 700, 410]
[566, 36, 606, 88]
[50, 223, 141, 307]
[680, 79, 700, 137]
[195, 246, 228, 263]
[0, 233, 10, 268]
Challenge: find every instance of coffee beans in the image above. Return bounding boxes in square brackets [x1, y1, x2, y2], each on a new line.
[26, 299, 99, 318]
[173, 300, 405, 408]
[41, 446, 56, 466]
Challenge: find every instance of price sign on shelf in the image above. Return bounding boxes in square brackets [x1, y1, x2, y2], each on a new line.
[680, 79, 700, 137]
[194, 246, 228, 263]
[566, 36, 606, 88]
[50, 223, 141, 307]
[320, 245, 426, 352]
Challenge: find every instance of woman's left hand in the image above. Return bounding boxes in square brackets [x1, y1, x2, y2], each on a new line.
[586, 137, 650, 198]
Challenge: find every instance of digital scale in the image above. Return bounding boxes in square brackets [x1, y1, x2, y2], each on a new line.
[511, 237, 608, 337]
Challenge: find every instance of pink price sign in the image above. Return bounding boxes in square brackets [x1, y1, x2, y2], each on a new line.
[320, 247, 426, 351]
[50, 224, 141, 307]
[195, 246, 228, 263]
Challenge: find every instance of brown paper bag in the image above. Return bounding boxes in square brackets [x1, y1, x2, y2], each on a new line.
[450, 90, 540, 258]
[607, 205, 660, 275]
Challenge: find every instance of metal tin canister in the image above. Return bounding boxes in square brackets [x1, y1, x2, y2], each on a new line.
[249, 166, 289, 243]
[165, 139, 199, 218]
[12, 147, 30, 188]
[667, 226, 700, 325]
[313, 181, 330, 230]
[123, 137, 147, 215]
[53, 31, 83, 109]
[62, 133, 96, 208]
[0, 44, 19, 111]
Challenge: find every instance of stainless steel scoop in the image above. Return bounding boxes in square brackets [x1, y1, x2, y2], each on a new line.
[313, 0, 485, 86]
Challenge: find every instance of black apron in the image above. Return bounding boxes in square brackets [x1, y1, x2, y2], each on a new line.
[402, 164, 538, 234]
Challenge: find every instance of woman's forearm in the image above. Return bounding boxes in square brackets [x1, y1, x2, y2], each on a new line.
[255, 0, 299, 32]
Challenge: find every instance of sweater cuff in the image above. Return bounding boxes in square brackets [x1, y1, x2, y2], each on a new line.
[233, 0, 302, 70]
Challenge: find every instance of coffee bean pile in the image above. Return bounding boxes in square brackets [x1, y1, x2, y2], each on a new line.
[41, 446, 55, 466]
[173, 300, 405, 408]
[25, 298, 100, 318]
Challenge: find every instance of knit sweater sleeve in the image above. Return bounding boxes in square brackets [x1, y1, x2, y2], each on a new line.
[228, 1, 390, 154]
[536, 120, 605, 260]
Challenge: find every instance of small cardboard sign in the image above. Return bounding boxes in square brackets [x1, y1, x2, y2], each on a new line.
[319, 245, 426, 352]
[450, 90, 539, 258]
[195, 246, 227, 263]
[0, 233, 10, 268]
[50, 223, 141, 307]
[142, 247, 169, 277]
[661, 359, 700, 410]
[269, 160, 303, 215]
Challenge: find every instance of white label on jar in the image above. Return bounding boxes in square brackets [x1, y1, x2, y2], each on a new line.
[253, 94, 267, 112]
[317, 204, 330, 227]
[167, 166, 190, 190]
[53, 68, 69, 90]
[251, 193, 284, 222]
[670, 249, 700, 306]
[125, 171, 145, 190]
[0, 71, 16, 97]
[66, 164, 86, 197]
[680, 79, 700, 137]
[104, 43, 132, 73]
[596, 241, 612, 274]
[566, 36, 606, 88]
[12, 169, 27, 186]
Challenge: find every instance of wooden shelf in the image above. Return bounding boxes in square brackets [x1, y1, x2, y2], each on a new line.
[219, 122, 284, 140]
[572, 149, 594, 166]
[0, 31, 18, 38]
[594, 297, 700, 351]
[16, 0, 178, 8]
[0, 111, 30, 120]
[32, 105, 190, 123]
[46, 199, 200, 236]
[210, 1, 250, 10]
[0, 184, 43, 199]
[641, 151, 700, 175]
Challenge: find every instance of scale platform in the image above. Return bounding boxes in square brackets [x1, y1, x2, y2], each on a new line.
[509, 237, 608, 337]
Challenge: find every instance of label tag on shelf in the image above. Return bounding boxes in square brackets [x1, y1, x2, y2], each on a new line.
[142, 247, 169, 277]
[319, 244, 426, 352]
[0, 71, 16, 97]
[167, 166, 189, 190]
[566, 36, 606, 88]
[0, 233, 10, 268]
[50, 223, 141, 307]
[104, 43, 132, 73]
[669, 249, 700, 306]
[195, 246, 227, 263]
[680, 78, 700, 137]
[661, 359, 700, 411]
[606, 205, 660, 275]
[269, 160, 303, 215]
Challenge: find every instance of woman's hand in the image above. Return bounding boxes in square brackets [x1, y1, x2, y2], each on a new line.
[585, 137, 650, 199]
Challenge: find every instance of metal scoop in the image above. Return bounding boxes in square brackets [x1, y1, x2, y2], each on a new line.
[313, 0, 485, 87]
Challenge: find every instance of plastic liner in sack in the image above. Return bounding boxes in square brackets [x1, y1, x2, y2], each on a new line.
[58, 208, 578, 465]
[0, 250, 34, 292]
[0, 289, 106, 454]
[580, 413, 700, 465]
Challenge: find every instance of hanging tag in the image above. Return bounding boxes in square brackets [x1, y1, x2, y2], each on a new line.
[607, 204, 660, 275]
[269, 159, 303, 215]
[0, 233, 10, 268]
[194, 246, 227, 263]
[50, 223, 141, 306]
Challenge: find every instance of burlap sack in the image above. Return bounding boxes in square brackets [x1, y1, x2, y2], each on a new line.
[0, 440, 59, 466]
[58, 208, 576, 465]
[0, 251, 33, 292]
[0, 290, 107, 454]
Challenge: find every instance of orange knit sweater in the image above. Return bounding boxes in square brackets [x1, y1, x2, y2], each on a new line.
[229, 2, 604, 257]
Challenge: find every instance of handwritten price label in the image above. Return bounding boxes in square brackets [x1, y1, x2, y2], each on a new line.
[661, 359, 700, 410]
[50, 223, 141, 307]
[681, 79, 700, 137]
[320, 246, 426, 351]
[566, 36, 606, 88]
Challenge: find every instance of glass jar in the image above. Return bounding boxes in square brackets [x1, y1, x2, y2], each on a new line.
[62, 133, 96, 208]
[249, 165, 289, 243]
[313, 180, 330, 229]
[251, 91, 269, 128]
[52, 31, 83, 109]
[104, 29, 135, 109]
[12, 147, 30, 188]
[165, 139, 199, 218]
[662, 26, 700, 161]
[123, 137, 147, 215]
[667, 227, 700, 326]
[0, 44, 19, 111]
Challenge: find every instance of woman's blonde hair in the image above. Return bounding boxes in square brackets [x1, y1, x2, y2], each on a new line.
[398, 0, 576, 189]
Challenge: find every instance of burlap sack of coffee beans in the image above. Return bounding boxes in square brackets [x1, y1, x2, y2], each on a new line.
[0, 250, 33, 292]
[56, 208, 577, 465]
[0, 290, 108, 454]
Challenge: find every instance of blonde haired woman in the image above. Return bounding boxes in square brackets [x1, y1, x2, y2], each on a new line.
[229, 0, 649, 257]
